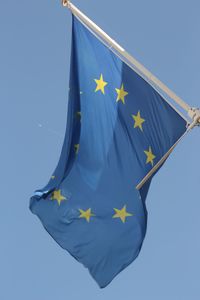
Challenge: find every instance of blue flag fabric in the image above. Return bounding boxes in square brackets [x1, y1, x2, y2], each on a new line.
[30, 16, 187, 288]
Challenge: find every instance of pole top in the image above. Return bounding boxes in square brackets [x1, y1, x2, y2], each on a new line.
[62, 0, 70, 7]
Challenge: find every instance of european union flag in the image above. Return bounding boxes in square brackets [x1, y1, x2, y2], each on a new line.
[30, 16, 187, 288]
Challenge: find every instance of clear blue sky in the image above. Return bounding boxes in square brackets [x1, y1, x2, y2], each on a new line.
[1, 0, 200, 299]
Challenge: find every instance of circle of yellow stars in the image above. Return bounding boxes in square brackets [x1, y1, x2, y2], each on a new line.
[51, 73, 157, 218]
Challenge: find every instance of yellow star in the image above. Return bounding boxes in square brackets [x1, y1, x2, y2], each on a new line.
[94, 74, 108, 94]
[79, 208, 95, 222]
[115, 83, 128, 104]
[132, 111, 145, 131]
[113, 205, 133, 223]
[51, 175, 55, 180]
[51, 189, 66, 206]
[74, 144, 79, 155]
[76, 111, 81, 118]
[76, 111, 82, 122]
[144, 146, 156, 166]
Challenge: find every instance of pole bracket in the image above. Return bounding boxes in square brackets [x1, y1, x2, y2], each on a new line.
[188, 108, 200, 128]
[62, 0, 70, 7]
